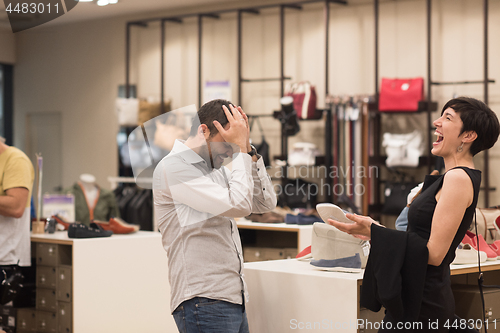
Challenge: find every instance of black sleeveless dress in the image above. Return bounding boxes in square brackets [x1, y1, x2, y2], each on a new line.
[399, 166, 481, 332]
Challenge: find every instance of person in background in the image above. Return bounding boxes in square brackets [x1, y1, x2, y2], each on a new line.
[328, 97, 500, 332]
[0, 136, 35, 303]
[395, 170, 440, 232]
[153, 99, 277, 333]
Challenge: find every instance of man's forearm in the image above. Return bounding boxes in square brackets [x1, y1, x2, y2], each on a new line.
[0, 196, 25, 218]
[250, 159, 277, 213]
[0, 187, 30, 218]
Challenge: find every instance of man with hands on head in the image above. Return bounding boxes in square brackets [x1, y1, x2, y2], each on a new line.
[153, 99, 277, 333]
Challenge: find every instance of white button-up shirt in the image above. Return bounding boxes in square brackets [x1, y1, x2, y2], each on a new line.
[153, 140, 277, 313]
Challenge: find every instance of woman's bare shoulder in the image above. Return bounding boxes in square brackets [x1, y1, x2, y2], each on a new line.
[443, 168, 472, 184]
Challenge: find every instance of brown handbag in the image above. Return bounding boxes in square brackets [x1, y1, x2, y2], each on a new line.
[138, 99, 171, 126]
[153, 111, 188, 151]
[470, 207, 500, 243]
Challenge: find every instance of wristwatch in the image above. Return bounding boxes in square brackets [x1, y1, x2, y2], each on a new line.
[248, 145, 257, 157]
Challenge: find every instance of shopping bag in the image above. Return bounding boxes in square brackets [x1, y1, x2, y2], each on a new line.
[285, 81, 319, 119]
[379, 77, 424, 112]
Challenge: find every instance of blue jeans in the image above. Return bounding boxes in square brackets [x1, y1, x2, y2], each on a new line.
[172, 297, 250, 333]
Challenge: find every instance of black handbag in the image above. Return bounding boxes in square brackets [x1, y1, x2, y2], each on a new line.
[278, 178, 318, 209]
[381, 181, 418, 216]
[276, 99, 300, 136]
[250, 117, 270, 166]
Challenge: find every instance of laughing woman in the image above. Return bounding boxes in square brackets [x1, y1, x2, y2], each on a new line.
[328, 97, 500, 332]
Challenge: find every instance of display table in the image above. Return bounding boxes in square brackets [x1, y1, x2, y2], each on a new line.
[449, 260, 500, 275]
[30, 231, 177, 333]
[244, 259, 500, 333]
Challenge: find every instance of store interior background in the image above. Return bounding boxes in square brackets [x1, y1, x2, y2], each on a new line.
[0, 0, 500, 208]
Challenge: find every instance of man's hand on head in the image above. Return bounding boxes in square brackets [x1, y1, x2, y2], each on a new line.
[213, 105, 249, 153]
[235, 106, 251, 153]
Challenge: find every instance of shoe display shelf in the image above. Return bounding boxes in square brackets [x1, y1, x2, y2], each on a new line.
[236, 220, 313, 262]
[24, 231, 177, 333]
[243, 259, 500, 333]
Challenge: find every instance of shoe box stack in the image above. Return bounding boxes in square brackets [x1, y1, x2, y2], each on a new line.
[240, 229, 299, 262]
[17, 243, 73, 333]
[453, 285, 500, 333]
[452, 285, 500, 332]
[243, 247, 298, 262]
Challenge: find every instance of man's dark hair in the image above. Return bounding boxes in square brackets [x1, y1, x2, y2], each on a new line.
[442, 97, 500, 156]
[189, 99, 232, 138]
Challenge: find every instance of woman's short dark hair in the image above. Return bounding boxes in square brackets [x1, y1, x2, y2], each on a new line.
[441, 97, 500, 156]
[189, 99, 232, 138]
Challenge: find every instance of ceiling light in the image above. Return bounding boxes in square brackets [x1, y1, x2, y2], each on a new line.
[109, 0, 118, 3]
[78, 0, 93, 2]
[97, 0, 109, 5]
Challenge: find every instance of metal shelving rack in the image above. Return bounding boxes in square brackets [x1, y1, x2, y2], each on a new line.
[122, 0, 494, 209]
[123, 0, 347, 204]
[426, 0, 494, 207]
[369, 0, 494, 215]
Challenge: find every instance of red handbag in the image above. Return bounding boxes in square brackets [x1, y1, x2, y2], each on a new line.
[285, 81, 320, 119]
[379, 78, 424, 112]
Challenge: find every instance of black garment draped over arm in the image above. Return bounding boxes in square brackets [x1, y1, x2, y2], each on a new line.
[360, 224, 429, 322]
[361, 167, 481, 333]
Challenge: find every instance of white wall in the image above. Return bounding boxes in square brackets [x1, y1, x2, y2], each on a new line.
[0, 26, 15, 64]
[14, 18, 125, 189]
[13, 0, 500, 206]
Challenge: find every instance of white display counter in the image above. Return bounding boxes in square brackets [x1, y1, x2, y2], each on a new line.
[244, 258, 500, 333]
[244, 259, 363, 333]
[31, 231, 177, 333]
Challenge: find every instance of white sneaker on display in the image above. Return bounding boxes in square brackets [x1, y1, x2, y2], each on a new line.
[452, 243, 487, 265]
[311, 222, 370, 268]
[316, 203, 354, 224]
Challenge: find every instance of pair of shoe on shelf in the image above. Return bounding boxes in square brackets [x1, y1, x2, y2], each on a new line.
[92, 217, 140, 234]
[68, 222, 114, 239]
[452, 230, 500, 264]
[53, 215, 140, 237]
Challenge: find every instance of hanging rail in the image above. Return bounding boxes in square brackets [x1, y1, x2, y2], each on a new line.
[127, 0, 346, 25]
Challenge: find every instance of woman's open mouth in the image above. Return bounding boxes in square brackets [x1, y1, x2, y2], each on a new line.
[433, 131, 444, 146]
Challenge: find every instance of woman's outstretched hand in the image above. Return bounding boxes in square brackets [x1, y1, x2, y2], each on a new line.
[327, 213, 383, 241]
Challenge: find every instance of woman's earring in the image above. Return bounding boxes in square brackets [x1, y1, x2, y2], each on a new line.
[457, 142, 464, 153]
